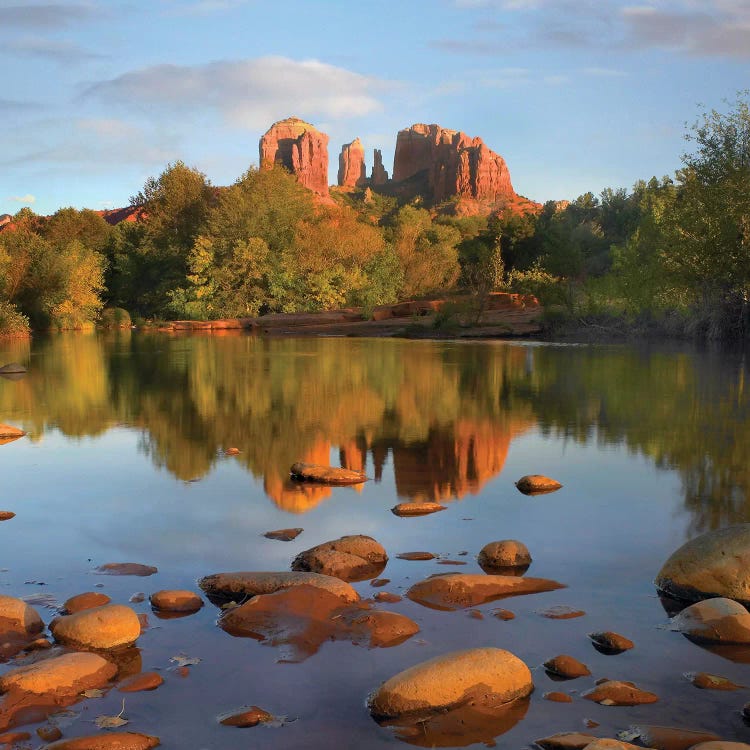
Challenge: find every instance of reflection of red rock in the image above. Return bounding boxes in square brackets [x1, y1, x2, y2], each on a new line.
[259, 117, 329, 196]
[337, 138, 367, 188]
[392, 123, 515, 205]
[263, 440, 333, 513]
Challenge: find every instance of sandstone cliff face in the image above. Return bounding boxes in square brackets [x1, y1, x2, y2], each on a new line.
[259, 117, 329, 196]
[371, 149, 388, 186]
[337, 138, 367, 188]
[392, 123, 514, 204]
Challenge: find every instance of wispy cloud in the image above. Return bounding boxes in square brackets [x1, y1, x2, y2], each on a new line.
[6, 194, 36, 204]
[4, 36, 104, 63]
[85, 56, 390, 128]
[0, 2, 101, 28]
[160, 0, 250, 14]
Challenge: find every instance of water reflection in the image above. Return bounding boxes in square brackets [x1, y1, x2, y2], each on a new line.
[1, 333, 748, 533]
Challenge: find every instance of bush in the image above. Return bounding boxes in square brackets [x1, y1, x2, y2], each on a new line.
[100, 307, 132, 329]
[0, 301, 30, 337]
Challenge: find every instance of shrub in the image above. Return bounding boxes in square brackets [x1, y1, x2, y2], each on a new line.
[100, 307, 132, 329]
[0, 300, 30, 337]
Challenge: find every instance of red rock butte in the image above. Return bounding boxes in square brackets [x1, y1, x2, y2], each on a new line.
[259, 117, 330, 196]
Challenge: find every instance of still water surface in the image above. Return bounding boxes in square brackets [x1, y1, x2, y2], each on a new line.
[1, 332, 749, 748]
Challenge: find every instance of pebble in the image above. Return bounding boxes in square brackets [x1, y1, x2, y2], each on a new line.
[544, 654, 591, 679]
[391, 502, 447, 516]
[264, 528, 303, 542]
[492, 608, 515, 620]
[370, 578, 390, 587]
[536, 732, 597, 750]
[37, 726, 63, 742]
[290, 462, 366, 485]
[396, 552, 435, 560]
[624, 724, 720, 750]
[219, 706, 273, 727]
[588, 631, 634, 653]
[96, 563, 158, 577]
[686, 671, 743, 690]
[538, 605, 586, 619]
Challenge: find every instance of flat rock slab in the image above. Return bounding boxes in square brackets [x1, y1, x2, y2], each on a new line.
[655, 524, 750, 605]
[199, 571, 359, 603]
[0, 424, 25, 440]
[264, 528, 303, 542]
[220, 584, 418, 661]
[583, 680, 658, 706]
[515, 475, 562, 495]
[368, 647, 533, 721]
[407, 573, 565, 610]
[397, 552, 435, 561]
[291, 535, 387, 582]
[50, 604, 141, 650]
[391, 502, 446, 516]
[671, 597, 750, 644]
[150, 590, 203, 613]
[63, 592, 111, 614]
[538, 605, 586, 619]
[0, 652, 116, 696]
[623, 725, 720, 750]
[290, 462, 366, 485]
[96, 563, 158, 577]
[536, 732, 598, 750]
[543, 654, 591, 679]
[44, 733, 161, 749]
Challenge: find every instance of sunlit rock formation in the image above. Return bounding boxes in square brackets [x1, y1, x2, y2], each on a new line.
[337, 138, 367, 188]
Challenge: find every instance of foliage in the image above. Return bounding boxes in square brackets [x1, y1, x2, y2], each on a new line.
[0, 299, 30, 337]
[100, 307, 132, 328]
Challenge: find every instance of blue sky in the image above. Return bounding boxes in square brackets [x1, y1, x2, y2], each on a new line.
[1, 0, 749, 216]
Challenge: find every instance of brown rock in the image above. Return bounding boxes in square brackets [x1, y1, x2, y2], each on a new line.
[370, 578, 390, 588]
[290, 462, 366, 485]
[199, 570, 359, 603]
[291, 535, 387, 582]
[149, 590, 203, 613]
[0, 424, 24, 439]
[219, 705, 273, 727]
[368, 647, 532, 720]
[583, 742, 644, 750]
[96, 563, 158, 577]
[0, 595, 43, 638]
[391, 502, 446, 516]
[220, 584, 418, 661]
[396, 551, 435, 561]
[583, 680, 658, 706]
[690, 745, 750, 750]
[544, 691, 573, 703]
[671, 597, 750, 643]
[544, 654, 591, 679]
[264, 528, 303, 542]
[478, 540, 531, 569]
[655, 524, 750, 605]
[371, 149, 388, 185]
[117, 671, 164, 692]
[624, 725, 719, 750]
[43, 733, 160, 749]
[538, 604, 586, 619]
[588, 631, 634, 653]
[391, 123, 515, 205]
[224, 447, 240, 456]
[686, 671, 743, 690]
[515, 474, 562, 495]
[37, 726, 63, 741]
[492, 608, 515, 620]
[337, 138, 367, 187]
[50, 604, 141, 649]
[407, 573, 565, 610]
[374, 592, 402, 603]
[259, 117, 329, 196]
[0, 652, 116, 696]
[63, 592, 111, 614]
[0, 731, 30, 744]
[0, 512, 14, 521]
[536, 732, 598, 750]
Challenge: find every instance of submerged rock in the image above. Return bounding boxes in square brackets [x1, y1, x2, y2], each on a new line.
[43, 733, 160, 749]
[583, 680, 658, 706]
[96, 563, 158, 577]
[264, 528, 303, 542]
[219, 584, 418, 661]
[219, 705, 273, 727]
[478, 540, 531, 569]
[685, 671, 743, 690]
[671, 597, 750, 644]
[543, 654, 591, 679]
[63, 592, 111, 614]
[290, 462, 366, 485]
[149, 590, 203, 613]
[536, 732, 598, 750]
[655, 524, 750, 605]
[544, 691, 573, 703]
[588, 631, 634, 654]
[50, 604, 141, 649]
[118, 672, 164, 692]
[397, 552, 435, 561]
[0, 652, 116, 696]
[515, 475, 562, 495]
[291, 535, 387, 582]
[623, 725, 720, 750]
[407, 573, 565, 610]
[199, 571, 359, 603]
[391, 502, 447, 516]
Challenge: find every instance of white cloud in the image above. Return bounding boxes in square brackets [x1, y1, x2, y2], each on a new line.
[7, 194, 36, 203]
[85, 56, 389, 129]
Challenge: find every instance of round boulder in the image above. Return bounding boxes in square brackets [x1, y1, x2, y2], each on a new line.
[292, 535, 387, 582]
[50, 604, 141, 650]
[0, 595, 44, 638]
[478, 540, 532, 570]
[655, 524, 750, 605]
[515, 475, 562, 495]
[368, 647, 533, 720]
[671, 597, 750, 644]
[149, 590, 203, 613]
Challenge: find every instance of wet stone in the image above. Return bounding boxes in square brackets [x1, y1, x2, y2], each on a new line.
[50, 604, 141, 650]
[264, 528, 303, 542]
[0, 512, 15, 522]
[671, 597, 750, 644]
[219, 706, 273, 727]
[37, 726, 63, 742]
[492, 608, 515, 621]
[391, 502, 446, 516]
[478, 540, 532, 569]
[685, 671, 743, 690]
[583, 680, 658, 706]
[96, 563, 158, 577]
[63, 592, 111, 614]
[624, 724, 720, 750]
[370, 578, 390, 588]
[536, 732, 598, 750]
[374, 592, 402, 603]
[538, 605, 586, 619]
[544, 691, 573, 703]
[43, 732, 161, 749]
[515, 474, 562, 495]
[150, 590, 203, 613]
[588, 631, 634, 654]
[290, 462, 366, 485]
[468, 610, 484, 620]
[396, 552, 435, 561]
[291, 535, 387, 582]
[544, 654, 591, 679]
[118, 671, 164, 692]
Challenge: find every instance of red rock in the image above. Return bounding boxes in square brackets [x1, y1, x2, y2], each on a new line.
[374, 592, 402, 603]
[583, 680, 658, 706]
[0, 512, 15, 521]
[544, 691, 573, 703]
[543, 654, 591, 679]
[588, 630, 634, 653]
[118, 671, 164, 692]
[259, 117, 329, 196]
[37, 726, 63, 741]
[96, 563, 158, 576]
[290, 462, 366, 485]
[219, 706, 273, 727]
[396, 551, 435, 561]
[625, 725, 720, 750]
[337, 138, 367, 187]
[686, 671, 743, 690]
[371, 149, 388, 185]
[63, 591, 111, 614]
[43, 733, 160, 749]
[391, 123, 515, 205]
[149, 590, 203, 613]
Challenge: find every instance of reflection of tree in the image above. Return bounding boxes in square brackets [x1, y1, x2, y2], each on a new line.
[3, 334, 748, 531]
